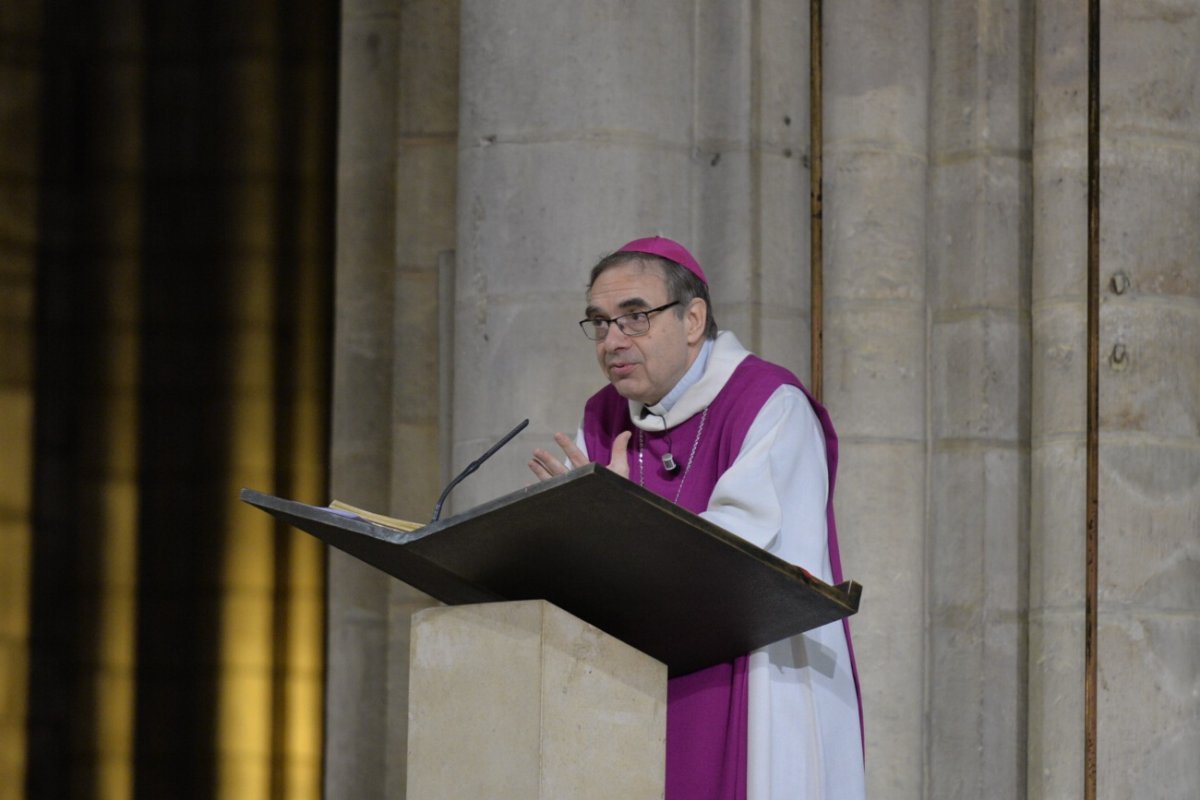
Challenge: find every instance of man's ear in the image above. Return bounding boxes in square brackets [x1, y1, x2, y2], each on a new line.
[685, 297, 707, 345]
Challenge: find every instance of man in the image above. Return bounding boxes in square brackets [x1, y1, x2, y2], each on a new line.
[529, 236, 864, 800]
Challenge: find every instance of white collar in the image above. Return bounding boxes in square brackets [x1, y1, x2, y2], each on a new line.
[643, 338, 714, 417]
[629, 331, 751, 432]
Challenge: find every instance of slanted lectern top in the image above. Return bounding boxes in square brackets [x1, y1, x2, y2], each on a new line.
[241, 463, 860, 677]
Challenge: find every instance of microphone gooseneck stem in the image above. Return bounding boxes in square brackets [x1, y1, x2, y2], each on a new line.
[431, 418, 530, 523]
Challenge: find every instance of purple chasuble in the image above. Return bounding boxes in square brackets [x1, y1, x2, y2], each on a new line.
[582, 355, 859, 800]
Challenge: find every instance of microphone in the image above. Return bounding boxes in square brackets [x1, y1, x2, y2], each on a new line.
[661, 431, 678, 472]
[431, 419, 529, 523]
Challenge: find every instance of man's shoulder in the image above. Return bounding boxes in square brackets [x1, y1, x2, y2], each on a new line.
[728, 353, 803, 394]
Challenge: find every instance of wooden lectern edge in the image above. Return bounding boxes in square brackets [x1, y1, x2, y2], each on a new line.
[550, 467, 863, 614]
[239, 464, 862, 617]
[835, 581, 862, 612]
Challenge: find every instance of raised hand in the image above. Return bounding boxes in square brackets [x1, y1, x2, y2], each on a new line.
[528, 430, 632, 481]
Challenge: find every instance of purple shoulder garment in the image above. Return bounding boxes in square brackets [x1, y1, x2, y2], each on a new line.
[582, 355, 862, 800]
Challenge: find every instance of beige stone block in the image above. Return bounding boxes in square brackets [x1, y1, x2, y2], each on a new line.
[1030, 300, 1087, 437]
[930, 0, 1030, 154]
[407, 600, 666, 800]
[695, 149, 755, 308]
[1103, 3, 1200, 136]
[1029, 438, 1086, 610]
[929, 156, 1030, 311]
[834, 441, 924, 792]
[1098, 301, 1200, 437]
[1096, 612, 1200, 798]
[825, 1, 929, 145]
[929, 612, 1026, 800]
[1030, 144, 1088, 302]
[397, 0, 460, 135]
[384, 582, 439, 800]
[455, 142, 692, 298]
[394, 146, 457, 267]
[336, 167, 397, 296]
[1100, 143, 1200, 302]
[693, 0, 752, 147]
[824, 300, 925, 440]
[1026, 611, 1085, 800]
[389, 420, 442, 517]
[460, 1, 692, 137]
[928, 442, 1027, 800]
[451, 288, 596, 431]
[392, 269, 440, 407]
[756, 149, 810, 292]
[754, 1, 809, 148]
[1032, 3, 1087, 147]
[1098, 436, 1200, 611]
[978, 615, 1026, 792]
[930, 444, 1026, 612]
[824, 150, 928, 302]
[696, 150, 809, 320]
[759, 311, 811, 384]
[338, 16, 399, 166]
[931, 311, 1027, 441]
[323, 551, 390, 799]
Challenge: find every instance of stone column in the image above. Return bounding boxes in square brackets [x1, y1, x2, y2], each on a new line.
[1090, 3, 1200, 796]
[927, 1, 1031, 797]
[822, 2, 930, 795]
[328, 2, 401, 794]
[382, 2, 460, 796]
[328, 0, 458, 796]
[693, 1, 813, 376]
[453, 0, 696, 511]
[1027, 2, 1091, 795]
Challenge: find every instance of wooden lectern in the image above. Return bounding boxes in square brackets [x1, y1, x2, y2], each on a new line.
[242, 464, 860, 799]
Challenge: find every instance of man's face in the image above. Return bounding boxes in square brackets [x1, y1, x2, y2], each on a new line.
[586, 260, 705, 405]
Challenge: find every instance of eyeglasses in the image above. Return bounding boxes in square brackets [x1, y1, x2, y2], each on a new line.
[578, 301, 680, 341]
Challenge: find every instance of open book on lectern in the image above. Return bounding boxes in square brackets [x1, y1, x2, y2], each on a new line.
[241, 463, 861, 677]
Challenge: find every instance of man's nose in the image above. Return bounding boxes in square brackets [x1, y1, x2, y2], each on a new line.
[601, 324, 632, 349]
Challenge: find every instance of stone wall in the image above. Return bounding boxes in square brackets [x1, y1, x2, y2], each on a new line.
[328, 1, 1200, 797]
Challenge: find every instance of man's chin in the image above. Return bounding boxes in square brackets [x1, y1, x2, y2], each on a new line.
[611, 379, 656, 406]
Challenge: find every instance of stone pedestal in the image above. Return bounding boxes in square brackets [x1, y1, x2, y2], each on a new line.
[406, 600, 667, 800]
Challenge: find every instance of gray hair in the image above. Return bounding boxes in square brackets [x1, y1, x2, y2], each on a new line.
[587, 252, 718, 340]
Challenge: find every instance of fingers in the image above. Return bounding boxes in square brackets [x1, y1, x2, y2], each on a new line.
[528, 447, 568, 481]
[554, 432, 591, 469]
[529, 430, 631, 483]
[607, 430, 632, 479]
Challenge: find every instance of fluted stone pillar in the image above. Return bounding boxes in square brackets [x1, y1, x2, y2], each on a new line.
[329, 0, 457, 797]
[927, 2, 1031, 797]
[329, 2, 401, 794]
[453, 0, 696, 511]
[823, 2, 929, 795]
[693, 1, 813, 376]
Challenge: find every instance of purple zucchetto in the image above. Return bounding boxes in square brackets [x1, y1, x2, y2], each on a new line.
[616, 236, 707, 285]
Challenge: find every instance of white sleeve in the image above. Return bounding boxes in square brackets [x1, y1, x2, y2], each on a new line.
[699, 385, 831, 578]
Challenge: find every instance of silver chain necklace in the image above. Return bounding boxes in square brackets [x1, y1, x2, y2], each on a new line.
[637, 406, 709, 504]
